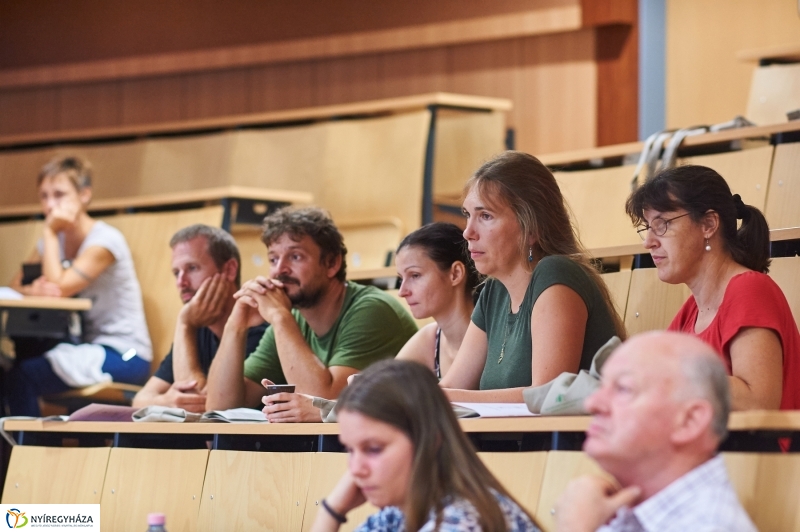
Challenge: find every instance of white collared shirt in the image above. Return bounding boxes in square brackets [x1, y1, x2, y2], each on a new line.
[598, 455, 757, 532]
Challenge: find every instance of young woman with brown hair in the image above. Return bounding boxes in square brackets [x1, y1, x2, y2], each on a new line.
[311, 359, 539, 532]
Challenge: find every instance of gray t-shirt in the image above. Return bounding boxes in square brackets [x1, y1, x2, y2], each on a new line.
[40, 221, 152, 361]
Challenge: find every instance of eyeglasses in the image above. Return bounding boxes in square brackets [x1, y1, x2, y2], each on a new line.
[636, 213, 691, 240]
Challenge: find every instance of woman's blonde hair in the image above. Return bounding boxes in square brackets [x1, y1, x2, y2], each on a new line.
[38, 156, 92, 191]
[336, 360, 537, 532]
[465, 151, 626, 339]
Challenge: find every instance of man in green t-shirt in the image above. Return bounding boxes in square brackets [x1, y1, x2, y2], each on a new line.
[206, 206, 417, 412]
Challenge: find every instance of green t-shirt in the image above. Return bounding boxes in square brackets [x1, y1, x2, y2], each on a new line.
[472, 255, 617, 390]
[243, 282, 418, 385]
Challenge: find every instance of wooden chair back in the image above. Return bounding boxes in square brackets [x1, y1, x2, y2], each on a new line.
[2, 446, 109, 504]
[624, 268, 691, 335]
[764, 142, 800, 230]
[601, 270, 632, 324]
[478, 451, 548, 516]
[197, 451, 312, 532]
[100, 448, 208, 532]
[768, 255, 800, 330]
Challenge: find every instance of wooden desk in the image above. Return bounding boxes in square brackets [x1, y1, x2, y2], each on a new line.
[4, 410, 798, 452]
[0, 296, 91, 312]
[0, 186, 313, 231]
[0, 296, 91, 344]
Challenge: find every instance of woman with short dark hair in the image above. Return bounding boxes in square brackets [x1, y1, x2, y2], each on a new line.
[626, 164, 800, 411]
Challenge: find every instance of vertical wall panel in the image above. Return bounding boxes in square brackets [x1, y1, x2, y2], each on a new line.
[58, 82, 123, 131]
[378, 48, 448, 98]
[182, 68, 251, 118]
[0, 87, 59, 135]
[516, 29, 596, 154]
[120, 77, 184, 125]
[313, 54, 382, 106]
[249, 61, 315, 112]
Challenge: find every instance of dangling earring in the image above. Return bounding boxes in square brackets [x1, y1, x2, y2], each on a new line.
[705, 238, 711, 252]
[528, 247, 534, 263]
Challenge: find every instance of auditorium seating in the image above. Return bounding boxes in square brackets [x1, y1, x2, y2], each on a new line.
[6, 441, 798, 532]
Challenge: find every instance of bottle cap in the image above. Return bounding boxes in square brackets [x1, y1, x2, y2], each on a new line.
[147, 513, 166, 526]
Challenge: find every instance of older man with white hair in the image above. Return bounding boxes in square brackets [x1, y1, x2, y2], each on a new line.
[556, 331, 756, 532]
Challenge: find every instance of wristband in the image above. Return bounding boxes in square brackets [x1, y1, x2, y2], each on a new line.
[321, 499, 348, 524]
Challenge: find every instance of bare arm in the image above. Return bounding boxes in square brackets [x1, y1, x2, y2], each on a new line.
[268, 309, 359, 398]
[205, 299, 266, 410]
[529, 284, 587, 385]
[172, 274, 236, 388]
[131, 377, 207, 413]
[728, 327, 783, 410]
[439, 322, 488, 389]
[441, 285, 587, 403]
[41, 230, 115, 297]
[395, 323, 438, 372]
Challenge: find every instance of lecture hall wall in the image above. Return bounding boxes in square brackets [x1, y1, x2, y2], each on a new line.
[0, 0, 638, 158]
[0, 0, 797, 169]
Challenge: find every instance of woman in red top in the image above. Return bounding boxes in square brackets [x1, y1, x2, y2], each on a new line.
[626, 164, 800, 412]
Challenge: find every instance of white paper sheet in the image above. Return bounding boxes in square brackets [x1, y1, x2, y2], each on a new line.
[451, 402, 538, 418]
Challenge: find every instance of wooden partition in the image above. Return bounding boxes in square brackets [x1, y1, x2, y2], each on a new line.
[601, 270, 632, 320]
[0, 219, 43, 285]
[301, 453, 378, 532]
[101, 448, 209, 532]
[680, 145, 774, 211]
[198, 451, 311, 532]
[768, 256, 800, 331]
[624, 268, 690, 335]
[478, 452, 548, 516]
[724, 453, 800, 532]
[764, 142, 800, 230]
[554, 165, 641, 252]
[2, 446, 109, 504]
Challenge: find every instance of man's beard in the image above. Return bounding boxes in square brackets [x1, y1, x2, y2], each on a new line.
[276, 274, 325, 309]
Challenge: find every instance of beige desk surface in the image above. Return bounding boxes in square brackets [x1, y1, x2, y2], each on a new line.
[0, 92, 512, 149]
[4, 410, 798, 436]
[0, 186, 313, 219]
[539, 121, 800, 168]
[0, 296, 91, 311]
[348, 267, 397, 282]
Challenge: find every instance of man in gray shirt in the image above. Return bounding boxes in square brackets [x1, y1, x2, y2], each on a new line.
[555, 331, 756, 532]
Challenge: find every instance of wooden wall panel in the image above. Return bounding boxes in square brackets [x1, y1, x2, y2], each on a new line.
[120, 77, 184, 125]
[516, 30, 596, 154]
[182, 68, 252, 119]
[0, 87, 59, 136]
[59, 82, 123, 131]
[377, 48, 448, 98]
[666, 0, 800, 128]
[313, 54, 383, 106]
[249, 62, 315, 112]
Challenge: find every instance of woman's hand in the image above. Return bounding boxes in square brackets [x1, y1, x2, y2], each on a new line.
[45, 196, 81, 233]
[26, 276, 62, 297]
[310, 471, 366, 532]
[262, 392, 323, 423]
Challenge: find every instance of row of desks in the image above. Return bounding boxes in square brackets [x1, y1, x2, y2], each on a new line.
[5, 410, 799, 452]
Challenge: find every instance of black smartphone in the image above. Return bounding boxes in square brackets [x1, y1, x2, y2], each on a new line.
[21, 263, 42, 286]
[263, 384, 296, 396]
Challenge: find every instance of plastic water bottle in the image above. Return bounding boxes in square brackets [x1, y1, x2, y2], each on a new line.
[146, 513, 167, 531]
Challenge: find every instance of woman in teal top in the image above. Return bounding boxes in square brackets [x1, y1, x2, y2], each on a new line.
[440, 151, 626, 402]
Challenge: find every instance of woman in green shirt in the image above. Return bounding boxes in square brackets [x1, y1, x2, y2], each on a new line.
[440, 151, 626, 402]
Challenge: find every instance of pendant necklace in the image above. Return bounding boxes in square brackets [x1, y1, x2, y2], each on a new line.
[498, 302, 513, 364]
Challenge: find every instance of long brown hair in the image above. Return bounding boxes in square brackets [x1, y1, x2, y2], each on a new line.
[336, 360, 538, 532]
[465, 151, 626, 339]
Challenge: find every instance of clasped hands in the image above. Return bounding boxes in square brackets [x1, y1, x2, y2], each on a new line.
[233, 276, 293, 325]
[45, 197, 81, 234]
